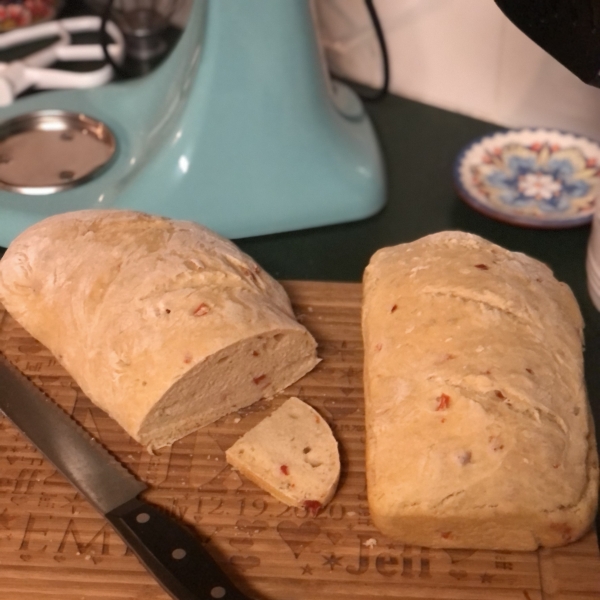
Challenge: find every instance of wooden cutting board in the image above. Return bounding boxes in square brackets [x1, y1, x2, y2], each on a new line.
[0, 280, 598, 600]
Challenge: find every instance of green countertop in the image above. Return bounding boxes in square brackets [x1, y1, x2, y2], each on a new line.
[235, 92, 600, 432]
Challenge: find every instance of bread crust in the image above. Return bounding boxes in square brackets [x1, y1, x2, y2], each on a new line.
[0, 210, 319, 450]
[226, 397, 340, 511]
[362, 231, 599, 550]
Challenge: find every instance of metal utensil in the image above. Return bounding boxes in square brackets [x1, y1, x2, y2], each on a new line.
[0, 353, 253, 600]
[494, 0, 600, 86]
[0, 110, 117, 194]
[94, 0, 185, 60]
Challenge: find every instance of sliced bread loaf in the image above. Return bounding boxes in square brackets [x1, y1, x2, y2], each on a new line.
[0, 210, 320, 451]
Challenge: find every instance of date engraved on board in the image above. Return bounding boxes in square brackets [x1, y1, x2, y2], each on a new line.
[0, 443, 520, 587]
[0, 402, 524, 589]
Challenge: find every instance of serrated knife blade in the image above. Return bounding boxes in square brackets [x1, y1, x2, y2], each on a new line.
[0, 353, 253, 600]
[0, 354, 147, 512]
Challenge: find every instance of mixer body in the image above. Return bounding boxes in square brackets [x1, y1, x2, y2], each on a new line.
[0, 0, 385, 246]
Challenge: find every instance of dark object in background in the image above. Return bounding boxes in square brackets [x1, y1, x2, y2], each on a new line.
[494, 0, 600, 553]
[494, 0, 600, 86]
[93, 0, 184, 61]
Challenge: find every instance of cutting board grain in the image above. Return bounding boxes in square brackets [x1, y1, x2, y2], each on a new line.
[0, 280, 598, 600]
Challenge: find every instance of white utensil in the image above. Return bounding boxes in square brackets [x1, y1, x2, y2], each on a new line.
[0, 15, 125, 106]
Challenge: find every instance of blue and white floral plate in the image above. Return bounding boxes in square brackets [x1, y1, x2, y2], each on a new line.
[453, 128, 600, 228]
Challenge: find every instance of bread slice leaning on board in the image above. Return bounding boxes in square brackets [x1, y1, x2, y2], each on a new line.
[362, 231, 599, 550]
[226, 396, 340, 514]
[0, 210, 319, 451]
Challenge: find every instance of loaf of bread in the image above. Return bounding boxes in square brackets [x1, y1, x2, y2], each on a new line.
[0, 210, 319, 451]
[226, 397, 340, 513]
[362, 231, 599, 550]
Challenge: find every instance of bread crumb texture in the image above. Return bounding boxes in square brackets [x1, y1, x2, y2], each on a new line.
[225, 397, 340, 512]
[0, 210, 319, 450]
[362, 231, 599, 550]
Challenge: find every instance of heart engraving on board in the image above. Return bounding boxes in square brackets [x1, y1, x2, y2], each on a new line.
[277, 521, 321, 558]
[229, 537, 253, 550]
[444, 549, 477, 564]
[229, 555, 261, 571]
[323, 397, 357, 420]
[326, 531, 343, 545]
[449, 569, 468, 580]
[236, 519, 269, 535]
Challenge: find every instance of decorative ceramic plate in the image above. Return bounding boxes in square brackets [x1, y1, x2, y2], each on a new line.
[453, 128, 600, 228]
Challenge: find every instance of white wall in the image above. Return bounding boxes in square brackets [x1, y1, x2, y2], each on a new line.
[314, 0, 600, 140]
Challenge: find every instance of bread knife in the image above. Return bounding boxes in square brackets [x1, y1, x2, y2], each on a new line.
[0, 353, 253, 600]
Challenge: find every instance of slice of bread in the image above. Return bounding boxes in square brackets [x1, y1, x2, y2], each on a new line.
[226, 397, 340, 514]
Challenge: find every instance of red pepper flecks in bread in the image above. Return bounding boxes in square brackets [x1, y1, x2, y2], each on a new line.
[0, 210, 320, 451]
[362, 231, 599, 550]
[226, 397, 340, 513]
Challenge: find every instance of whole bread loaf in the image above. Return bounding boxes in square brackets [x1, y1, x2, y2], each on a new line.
[226, 396, 340, 514]
[362, 231, 598, 550]
[0, 210, 319, 451]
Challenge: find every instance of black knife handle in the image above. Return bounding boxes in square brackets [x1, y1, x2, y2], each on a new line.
[106, 497, 253, 600]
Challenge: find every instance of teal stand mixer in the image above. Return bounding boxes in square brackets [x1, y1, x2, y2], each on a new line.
[0, 0, 385, 247]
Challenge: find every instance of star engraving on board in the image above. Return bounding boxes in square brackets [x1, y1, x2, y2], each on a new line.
[322, 553, 343, 570]
[301, 564, 313, 575]
[481, 572, 494, 584]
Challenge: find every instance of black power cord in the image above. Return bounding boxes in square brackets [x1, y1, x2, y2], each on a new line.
[100, 0, 129, 78]
[329, 0, 390, 102]
[360, 0, 390, 102]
